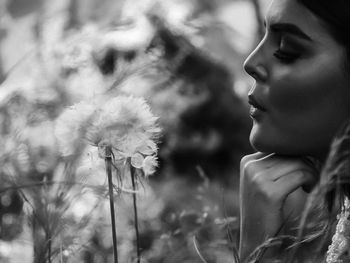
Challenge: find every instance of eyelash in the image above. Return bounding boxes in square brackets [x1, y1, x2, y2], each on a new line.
[273, 37, 301, 63]
[273, 49, 300, 63]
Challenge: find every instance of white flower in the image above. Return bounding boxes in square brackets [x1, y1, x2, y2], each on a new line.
[326, 198, 350, 263]
[55, 95, 160, 175]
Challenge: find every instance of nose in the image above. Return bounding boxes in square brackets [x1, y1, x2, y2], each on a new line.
[243, 40, 268, 82]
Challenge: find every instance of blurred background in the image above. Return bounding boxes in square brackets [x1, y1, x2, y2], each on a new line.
[0, 0, 269, 262]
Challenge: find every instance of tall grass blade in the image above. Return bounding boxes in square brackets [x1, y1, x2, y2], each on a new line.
[193, 235, 208, 263]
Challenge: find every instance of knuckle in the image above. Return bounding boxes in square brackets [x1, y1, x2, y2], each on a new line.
[240, 155, 250, 164]
[248, 171, 267, 189]
[252, 181, 279, 203]
[250, 173, 283, 201]
[243, 160, 259, 176]
[240, 154, 255, 169]
[256, 185, 280, 203]
[240, 152, 264, 169]
[251, 172, 263, 184]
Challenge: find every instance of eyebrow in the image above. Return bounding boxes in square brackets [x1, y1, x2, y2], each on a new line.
[269, 23, 313, 41]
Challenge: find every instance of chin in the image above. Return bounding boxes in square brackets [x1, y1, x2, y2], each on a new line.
[249, 130, 271, 152]
[249, 129, 301, 156]
[249, 135, 273, 153]
[249, 124, 329, 157]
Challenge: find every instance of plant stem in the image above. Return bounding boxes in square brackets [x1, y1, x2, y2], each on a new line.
[47, 232, 52, 263]
[105, 146, 118, 263]
[130, 166, 141, 263]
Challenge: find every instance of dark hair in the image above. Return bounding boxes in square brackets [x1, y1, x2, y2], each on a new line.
[297, 0, 350, 71]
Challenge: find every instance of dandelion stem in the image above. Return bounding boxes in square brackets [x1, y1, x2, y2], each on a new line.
[47, 234, 52, 263]
[130, 165, 141, 263]
[105, 146, 119, 263]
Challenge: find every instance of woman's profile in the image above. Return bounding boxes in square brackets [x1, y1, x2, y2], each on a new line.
[239, 0, 350, 261]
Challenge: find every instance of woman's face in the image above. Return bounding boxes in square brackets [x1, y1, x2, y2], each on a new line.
[244, 0, 350, 159]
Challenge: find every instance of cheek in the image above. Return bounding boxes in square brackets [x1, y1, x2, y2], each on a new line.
[267, 61, 350, 153]
[270, 60, 350, 119]
[270, 63, 330, 114]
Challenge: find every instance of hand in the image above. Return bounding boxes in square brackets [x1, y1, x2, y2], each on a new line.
[239, 152, 318, 261]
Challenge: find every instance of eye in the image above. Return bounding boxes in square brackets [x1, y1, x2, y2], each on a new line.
[273, 36, 302, 64]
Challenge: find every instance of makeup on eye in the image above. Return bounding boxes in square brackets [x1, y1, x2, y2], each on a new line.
[261, 20, 310, 64]
[273, 35, 303, 63]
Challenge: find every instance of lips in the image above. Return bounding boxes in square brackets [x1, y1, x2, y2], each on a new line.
[248, 95, 267, 112]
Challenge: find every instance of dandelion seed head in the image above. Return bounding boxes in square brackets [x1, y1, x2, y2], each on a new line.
[142, 155, 158, 176]
[76, 146, 106, 185]
[64, 67, 108, 102]
[56, 95, 161, 175]
[55, 101, 96, 156]
[85, 96, 160, 157]
[131, 153, 144, 169]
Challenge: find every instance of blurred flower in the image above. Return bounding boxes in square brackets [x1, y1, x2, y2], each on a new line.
[64, 66, 109, 102]
[55, 95, 161, 175]
[98, 16, 155, 52]
[54, 100, 96, 156]
[50, 25, 100, 71]
[4, 121, 60, 178]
